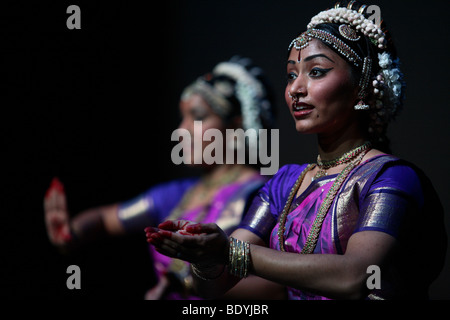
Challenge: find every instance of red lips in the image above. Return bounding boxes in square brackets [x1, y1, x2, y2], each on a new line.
[292, 102, 314, 118]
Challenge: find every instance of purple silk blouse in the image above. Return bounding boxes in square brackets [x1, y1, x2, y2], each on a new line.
[117, 173, 268, 299]
[240, 155, 447, 299]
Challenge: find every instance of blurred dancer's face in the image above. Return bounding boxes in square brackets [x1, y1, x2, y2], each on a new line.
[178, 93, 226, 166]
[285, 39, 359, 137]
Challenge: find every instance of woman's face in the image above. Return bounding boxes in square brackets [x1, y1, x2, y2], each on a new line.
[285, 39, 360, 137]
[178, 93, 226, 166]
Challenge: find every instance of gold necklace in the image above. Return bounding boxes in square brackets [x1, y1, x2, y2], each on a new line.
[278, 148, 370, 253]
[166, 165, 244, 296]
[168, 166, 243, 221]
[199, 166, 242, 198]
[312, 141, 371, 181]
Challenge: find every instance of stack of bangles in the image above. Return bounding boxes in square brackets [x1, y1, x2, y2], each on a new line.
[228, 237, 251, 278]
[190, 237, 251, 280]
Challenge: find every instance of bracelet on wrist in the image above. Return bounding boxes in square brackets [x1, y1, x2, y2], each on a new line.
[190, 263, 225, 281]
[228, 237, 251, 278]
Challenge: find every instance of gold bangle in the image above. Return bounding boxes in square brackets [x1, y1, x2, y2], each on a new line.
[228, 237, 251, 278]
[191, 264, 225, 281]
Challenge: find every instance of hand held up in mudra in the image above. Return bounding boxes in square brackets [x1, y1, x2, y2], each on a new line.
[145, 220, 229, 267]
[44, 177, 73, 246]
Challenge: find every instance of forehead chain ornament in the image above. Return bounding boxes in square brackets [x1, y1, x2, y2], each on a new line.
[288, 27, 362, 66]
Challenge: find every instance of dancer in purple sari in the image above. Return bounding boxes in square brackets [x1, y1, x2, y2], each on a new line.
[146, 1, 447, 300]
[240, 154, 442, 299]
[44, 56, 286, 299]
[142, 176, 267, 300]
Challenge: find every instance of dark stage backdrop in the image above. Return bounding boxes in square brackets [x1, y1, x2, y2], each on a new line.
[1, 0, 449, 299]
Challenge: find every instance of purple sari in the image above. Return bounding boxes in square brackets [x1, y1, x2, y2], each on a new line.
[241, 155, 447, 299]
[118, 173, 267, 299]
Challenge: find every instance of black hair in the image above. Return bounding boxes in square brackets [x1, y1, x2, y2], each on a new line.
[202, 56, 277, 131]
[291, 1, 404, 153]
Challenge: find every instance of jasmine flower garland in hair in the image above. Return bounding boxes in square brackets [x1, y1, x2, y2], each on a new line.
[377, 52, 405, 120]
[378, 52, 392, 68]
[307, 7, 387, 49]
[213, 60, 266, 132]
[368, 52, 405, 140]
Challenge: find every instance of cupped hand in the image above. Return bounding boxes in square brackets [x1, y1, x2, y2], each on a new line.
[43, 177, 72, 246]
[144, 220, 229, 266]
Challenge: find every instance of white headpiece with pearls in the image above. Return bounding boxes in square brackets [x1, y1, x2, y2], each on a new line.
[307, 7, 387, 49]
[300, 5, 405, 142]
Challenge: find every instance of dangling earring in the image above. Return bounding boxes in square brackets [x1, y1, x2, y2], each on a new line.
[354, 94, 370, 110]
[354, 56, 372, 111]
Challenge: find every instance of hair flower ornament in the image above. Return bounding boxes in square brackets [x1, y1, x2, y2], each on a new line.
[375, 52, 405, 118]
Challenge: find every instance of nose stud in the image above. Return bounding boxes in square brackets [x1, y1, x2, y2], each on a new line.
[288, 90, 302, 101]
[288, 91, 294, 99]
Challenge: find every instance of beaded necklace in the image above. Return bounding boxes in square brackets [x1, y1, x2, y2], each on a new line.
[168, 165, 243, 221]
[313, 141, 371, 181]
[167, 165, 244, 294]
[277, 148, 370, 253]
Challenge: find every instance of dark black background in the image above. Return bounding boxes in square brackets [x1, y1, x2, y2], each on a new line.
[1, 0, 449, 300]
